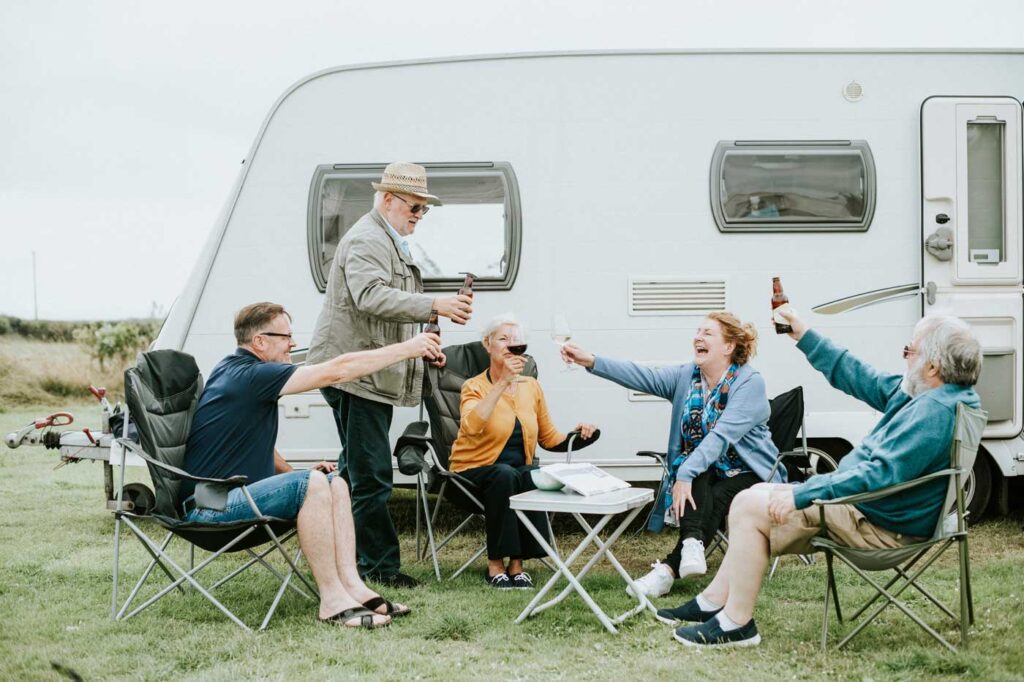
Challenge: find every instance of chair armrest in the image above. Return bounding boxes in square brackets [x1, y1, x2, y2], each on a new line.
[812, 468, 957, 507]
[636, 450, 667, 461]
[546, 429, 601, 453]
[393, 421, 434, 475]
[116, 438, 248, 486]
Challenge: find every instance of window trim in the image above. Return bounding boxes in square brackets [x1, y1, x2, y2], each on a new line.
[709, 140, 877, 233]
[307, 161, 522, 293]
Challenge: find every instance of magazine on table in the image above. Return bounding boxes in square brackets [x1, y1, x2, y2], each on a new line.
[541, 463, 630, 496]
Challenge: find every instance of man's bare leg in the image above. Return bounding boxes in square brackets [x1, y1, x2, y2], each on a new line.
[700, 484, 775, 625]
[298, 471, 387, 624]
[329, 477, 407, 614]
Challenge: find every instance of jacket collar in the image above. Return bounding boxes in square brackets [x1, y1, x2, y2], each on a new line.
[371, 208, 416, 267]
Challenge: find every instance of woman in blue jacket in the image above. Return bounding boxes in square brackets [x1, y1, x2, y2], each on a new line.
[561, 311, 785, 599]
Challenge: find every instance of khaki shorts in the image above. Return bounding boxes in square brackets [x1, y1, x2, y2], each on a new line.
[769, 490, 922, 556]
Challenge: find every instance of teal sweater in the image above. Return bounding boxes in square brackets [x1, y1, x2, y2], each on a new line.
[792, 330, 980, 538]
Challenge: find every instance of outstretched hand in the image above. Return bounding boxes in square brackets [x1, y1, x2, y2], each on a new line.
[561, 342, 595, 369]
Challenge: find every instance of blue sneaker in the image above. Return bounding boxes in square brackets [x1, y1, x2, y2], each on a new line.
[486, 572, 513, 589]
[656, 598, 722, 625]
[673, 617, 761, 648]
[509, 572, 534, 589]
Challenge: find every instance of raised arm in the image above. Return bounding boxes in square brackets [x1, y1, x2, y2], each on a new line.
[562, 343, 684, 401]
[280, 332, 440, 396]
[777, 307, 899, 413]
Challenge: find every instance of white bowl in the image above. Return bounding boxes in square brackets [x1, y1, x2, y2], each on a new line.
[530, 468, 564, 491]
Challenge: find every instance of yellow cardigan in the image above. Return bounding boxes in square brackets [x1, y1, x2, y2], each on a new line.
[448, 371, 566, 473]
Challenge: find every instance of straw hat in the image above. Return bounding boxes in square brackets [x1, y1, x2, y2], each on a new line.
[372, 162, 442, 205]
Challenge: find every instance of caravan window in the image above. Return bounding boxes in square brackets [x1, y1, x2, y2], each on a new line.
[710, 141, 876, 232]
[308, 163, 521, 293]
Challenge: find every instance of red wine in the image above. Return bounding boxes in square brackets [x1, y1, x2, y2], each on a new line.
[507, 344, 528, 356]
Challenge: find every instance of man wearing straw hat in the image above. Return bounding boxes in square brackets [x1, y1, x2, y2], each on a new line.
[308, 162, 473, 588]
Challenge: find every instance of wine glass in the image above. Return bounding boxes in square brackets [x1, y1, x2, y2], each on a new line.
[507, 328, 529, 382]
[551, 313, 575, 371]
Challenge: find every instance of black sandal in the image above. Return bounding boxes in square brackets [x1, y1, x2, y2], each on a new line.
[363, 595, 411, 618]
[320, 607, 389, 629]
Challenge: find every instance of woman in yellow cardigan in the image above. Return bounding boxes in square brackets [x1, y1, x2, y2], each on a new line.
[448, 314, 598, 589]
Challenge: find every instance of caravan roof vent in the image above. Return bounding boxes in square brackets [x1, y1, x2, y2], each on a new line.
[843, 81, 864, 102]
[628, 277, 727, 316]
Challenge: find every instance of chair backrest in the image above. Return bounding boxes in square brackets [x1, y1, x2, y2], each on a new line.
[423, 341, 537, 470]
[123, 350, 204, 518]
[767, 386, 804, 453]
[934, 402, 988, 539]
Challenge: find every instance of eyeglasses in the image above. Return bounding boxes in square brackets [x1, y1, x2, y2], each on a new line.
[902, 345, 918, 359]
[257, 332, 293, 340]
[389, 193, 430, 215]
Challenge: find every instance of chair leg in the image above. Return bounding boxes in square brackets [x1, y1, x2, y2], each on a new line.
[112, 516, 123, 620]
[958, 536, 971, 646]
[821, 551, 833, 651]
[962, 535, 975, 626]
[418, 475, 441, 581]
[450, 544, 486, 580]
[826, 552, 843, 623]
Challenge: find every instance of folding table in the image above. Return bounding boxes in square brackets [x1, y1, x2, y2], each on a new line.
[510, 487, 655, 634]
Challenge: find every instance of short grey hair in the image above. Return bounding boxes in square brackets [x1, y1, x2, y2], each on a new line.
[373, 191, 385, 208]
[482, 313, 523, 344]
[913, 315, 983, 386]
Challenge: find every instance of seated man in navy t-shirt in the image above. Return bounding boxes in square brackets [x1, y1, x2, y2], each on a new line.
[180, 301, 440, 629]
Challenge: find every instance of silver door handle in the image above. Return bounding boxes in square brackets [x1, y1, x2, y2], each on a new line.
[925, 227, 953, 261]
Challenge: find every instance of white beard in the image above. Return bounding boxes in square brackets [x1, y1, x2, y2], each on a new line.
[900, 358, 929, 398]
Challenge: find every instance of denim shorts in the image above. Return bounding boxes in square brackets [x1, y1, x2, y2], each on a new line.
[182, 469, 326, 523]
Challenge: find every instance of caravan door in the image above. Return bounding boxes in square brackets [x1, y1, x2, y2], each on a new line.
[921, 96, 1023, 439]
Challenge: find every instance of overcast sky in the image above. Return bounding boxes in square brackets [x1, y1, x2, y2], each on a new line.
[2, 0, 1023, 320]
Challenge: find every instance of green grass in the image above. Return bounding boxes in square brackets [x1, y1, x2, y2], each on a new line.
[2, 404, 1024, 680]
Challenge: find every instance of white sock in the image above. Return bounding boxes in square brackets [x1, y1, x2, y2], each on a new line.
[695, 593, 721, 611]
[715, 611, 743, 632]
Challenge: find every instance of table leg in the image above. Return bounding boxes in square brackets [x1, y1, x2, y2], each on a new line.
[574, 510, 657, 621]
[513, 511, 620, 634]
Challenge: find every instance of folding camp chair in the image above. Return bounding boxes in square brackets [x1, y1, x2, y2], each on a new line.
[812, 403, 987, 652]
[393, 341, 597, 581]
[111, 350, 318, 632]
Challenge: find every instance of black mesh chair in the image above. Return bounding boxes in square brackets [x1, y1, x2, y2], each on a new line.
[393, 341, 598, 580]
[111, 350, 317, 631]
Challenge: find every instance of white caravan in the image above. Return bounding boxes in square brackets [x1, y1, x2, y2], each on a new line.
[156, 50, 1024, 517]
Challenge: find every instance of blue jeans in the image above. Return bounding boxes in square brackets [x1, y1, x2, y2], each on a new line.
[182, 470, 319, 523]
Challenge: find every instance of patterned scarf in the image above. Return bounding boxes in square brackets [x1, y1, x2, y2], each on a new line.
[661, 363, 740, 518]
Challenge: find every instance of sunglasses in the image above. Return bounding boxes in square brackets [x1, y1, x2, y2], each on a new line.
[258, 331, 293, 340]
[389, 193, 430, 215]
[902, 345, 918, 359]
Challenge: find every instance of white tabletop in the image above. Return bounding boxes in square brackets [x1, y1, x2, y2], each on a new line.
[509, 487, 654, 514]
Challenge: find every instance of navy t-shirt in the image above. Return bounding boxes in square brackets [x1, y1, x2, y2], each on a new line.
[179, 348, 297, 503]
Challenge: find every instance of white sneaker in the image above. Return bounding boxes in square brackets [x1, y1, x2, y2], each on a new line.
[626, 561, 675, 598]
[678, 538, 707, 579]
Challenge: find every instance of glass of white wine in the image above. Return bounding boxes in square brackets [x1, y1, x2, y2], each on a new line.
[551, 313, 575, 371]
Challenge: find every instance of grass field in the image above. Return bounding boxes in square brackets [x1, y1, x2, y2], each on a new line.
[2, 402, 1024, 681]
[0, 338, 127, 409]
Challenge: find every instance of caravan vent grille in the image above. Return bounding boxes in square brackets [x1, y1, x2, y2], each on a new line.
[628, 278, 727, 316]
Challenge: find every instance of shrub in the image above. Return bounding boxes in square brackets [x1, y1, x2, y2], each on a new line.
[73, 321, 159, 370]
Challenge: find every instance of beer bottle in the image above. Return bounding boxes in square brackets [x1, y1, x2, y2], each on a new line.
[424, 310, 442, 366]
[772, 277, 793, 334]
[458, 272, 476, 299]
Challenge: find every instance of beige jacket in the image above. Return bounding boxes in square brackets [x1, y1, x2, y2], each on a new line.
[307, 209, 435, 406]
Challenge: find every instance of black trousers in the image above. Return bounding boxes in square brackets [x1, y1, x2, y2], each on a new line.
[458, 462, 550, 561]
[321, 387, 400, 578]
[664, 469, 761, 569]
